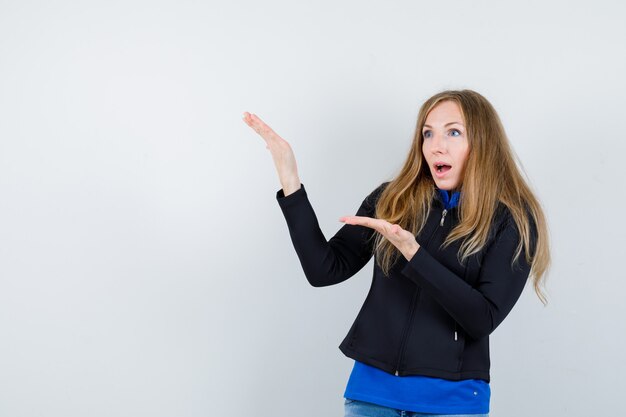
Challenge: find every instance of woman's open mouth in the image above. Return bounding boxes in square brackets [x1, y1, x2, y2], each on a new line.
[434, 163, 452, 177]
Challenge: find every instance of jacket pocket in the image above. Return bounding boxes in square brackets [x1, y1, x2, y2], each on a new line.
[402, 296, 465, 373]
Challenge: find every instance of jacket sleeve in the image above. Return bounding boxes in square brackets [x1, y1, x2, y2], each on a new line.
[400, 212, 536, 340]
[276, 182, 387, 287]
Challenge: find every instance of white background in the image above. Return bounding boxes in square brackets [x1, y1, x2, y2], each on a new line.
[1, 1, 624, 416]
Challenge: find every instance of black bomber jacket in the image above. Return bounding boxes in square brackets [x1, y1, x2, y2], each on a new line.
[276, 181, 535, 383]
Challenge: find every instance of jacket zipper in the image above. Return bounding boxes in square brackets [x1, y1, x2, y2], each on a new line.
[440, 209, 448, 226]
[440, 205, 459, 342]
[394, 212, 441, 376]
[394, 288, 420, 376]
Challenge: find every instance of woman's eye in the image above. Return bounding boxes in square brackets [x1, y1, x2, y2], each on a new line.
[449, 129, 461, 137]
[423, 130, 431, 138]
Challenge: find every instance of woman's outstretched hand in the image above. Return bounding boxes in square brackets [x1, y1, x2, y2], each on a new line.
[242, 111, 301, 195]
[340, 215, 421, 261]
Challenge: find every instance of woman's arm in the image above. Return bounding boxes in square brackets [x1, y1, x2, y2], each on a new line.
[401, 213, 536, 340]
[242, 112, 387, 286]
[276, 182, 387, 287]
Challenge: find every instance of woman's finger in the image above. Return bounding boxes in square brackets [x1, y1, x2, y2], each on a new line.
[242, 112, 281, 143]
[340, 216, 386, 233]
[342, 216, 405, 238]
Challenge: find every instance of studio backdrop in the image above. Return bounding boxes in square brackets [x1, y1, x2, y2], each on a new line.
[0, 1, 624, 416]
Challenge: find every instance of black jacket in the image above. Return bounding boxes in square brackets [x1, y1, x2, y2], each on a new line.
[276, 181, 534, 382]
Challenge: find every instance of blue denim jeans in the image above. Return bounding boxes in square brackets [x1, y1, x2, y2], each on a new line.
[344, 398, 489, 417]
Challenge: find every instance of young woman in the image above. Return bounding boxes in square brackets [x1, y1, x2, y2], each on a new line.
[242, 89, 550, 417]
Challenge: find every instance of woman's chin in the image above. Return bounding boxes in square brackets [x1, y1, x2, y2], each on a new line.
[433, 179, 459, 191]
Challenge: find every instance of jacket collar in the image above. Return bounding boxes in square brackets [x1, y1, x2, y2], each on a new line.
[436, 188, 461, 210]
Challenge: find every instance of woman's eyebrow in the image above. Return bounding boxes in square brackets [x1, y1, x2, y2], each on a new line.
[423, 122, 465, 128]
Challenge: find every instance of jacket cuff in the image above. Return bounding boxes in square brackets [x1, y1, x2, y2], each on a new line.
[401, 245, 452, 294]
[276, 183, 306, 208]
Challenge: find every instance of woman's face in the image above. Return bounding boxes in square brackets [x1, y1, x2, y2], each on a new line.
[421, 100, 470, 191]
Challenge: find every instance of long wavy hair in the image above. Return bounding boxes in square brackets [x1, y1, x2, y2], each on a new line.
[372, 89, 551, 305]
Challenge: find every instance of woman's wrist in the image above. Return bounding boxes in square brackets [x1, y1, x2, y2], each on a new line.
[280, 178, 301, 196]
[403, 242, 420, 261]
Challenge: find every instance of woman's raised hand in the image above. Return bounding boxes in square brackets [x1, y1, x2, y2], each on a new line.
[339, 215, 421, 261]
[242, 111, 301, 195]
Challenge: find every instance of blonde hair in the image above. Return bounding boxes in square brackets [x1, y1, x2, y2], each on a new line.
[372, 89, 551, 304]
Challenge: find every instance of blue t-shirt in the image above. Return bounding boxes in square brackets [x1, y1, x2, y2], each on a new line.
[344, 361, 490, 414]
[343, 189, 489, 414]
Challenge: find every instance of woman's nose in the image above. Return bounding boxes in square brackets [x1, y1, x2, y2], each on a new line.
[430, 133, 446, 153]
